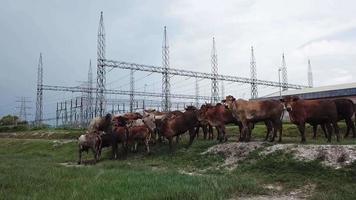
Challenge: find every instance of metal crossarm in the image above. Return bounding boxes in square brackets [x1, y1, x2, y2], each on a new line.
[103, 59, 306, 89]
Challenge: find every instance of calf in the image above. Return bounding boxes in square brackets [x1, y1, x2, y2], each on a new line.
[77, 131, 101, 164]
[223, 96, 283, 142]
[281, 96, 340, 143]
[127, 124, 152, 154]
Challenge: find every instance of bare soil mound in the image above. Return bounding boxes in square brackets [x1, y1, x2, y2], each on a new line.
[261, 144, 356, 169]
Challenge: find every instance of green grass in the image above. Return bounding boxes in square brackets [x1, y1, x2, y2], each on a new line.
[1, 124, 356, 199]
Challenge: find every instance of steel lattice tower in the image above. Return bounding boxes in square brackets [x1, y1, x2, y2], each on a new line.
[195, 77, 199, 108]
[211, 37, 219, 104]
[35, 53, 43, 126]
[87, 60, 93, 119]
[96, 11, 106, 116]
[129, 69, 135, 112]
[281, 53, 288, 91]
[308, 59, 313, 88]
[250, 46, 258, 99]
[162, 26, 171, 111]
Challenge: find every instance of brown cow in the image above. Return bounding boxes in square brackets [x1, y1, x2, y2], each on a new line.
[160, 106, 199, 150]
[223, 96, 284, 142]
[197, 103, 240, 142]
[280, 96, 340, 143]
[313, 98, 355, 139]
[78, 131, 101, 164]
[198, 103, 274, 142]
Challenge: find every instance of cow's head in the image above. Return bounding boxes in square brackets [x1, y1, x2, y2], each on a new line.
[197, 104, 208, 121]
[222, 95, 236, 110]
[142, 114, 156, 131]
[280, 96, 300, 112]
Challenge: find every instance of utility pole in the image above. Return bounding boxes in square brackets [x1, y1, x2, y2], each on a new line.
[35, 53, 43, 126]
[211, 37, 219, 104]
[162, 26, 171, 111]
[281, 53, 288, 91]
[96, 11, 106, 116]
[308, 59, 313, 88]
[250, 46, 258, 99]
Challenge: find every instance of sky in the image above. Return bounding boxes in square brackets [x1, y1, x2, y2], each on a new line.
[0, 0, 356, 120]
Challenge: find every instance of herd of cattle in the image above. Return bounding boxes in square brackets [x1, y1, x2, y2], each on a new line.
[77, 95, 356, 164]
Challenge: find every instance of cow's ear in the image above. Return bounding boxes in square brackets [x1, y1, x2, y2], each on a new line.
[292, 96, 300, 101]
[232, 97, 236, 101]
[280, 98, 284, 102]
[221, 100, 226, 103]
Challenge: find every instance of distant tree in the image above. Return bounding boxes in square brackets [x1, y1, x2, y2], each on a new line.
[0, 115, 20, 126]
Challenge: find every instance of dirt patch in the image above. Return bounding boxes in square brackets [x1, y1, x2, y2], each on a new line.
[202, 142, 266, 170]
[235, 183, 316, 200]
[178, 169, 203, 176]
[59, 162, 85, 167]
[52, 139, 76, 147]
[261, 144, 356, 169]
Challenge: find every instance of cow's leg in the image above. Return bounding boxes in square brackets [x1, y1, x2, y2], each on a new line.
[297, 123, 306, 143]
[175, 135, 180, 144]
[78, 146, 82, 165]
[325, 123, 333, 143]
[202, 125, 208, 140]
[238, 124, 243, 142]
[187, 129, 197, 147]
[168, 137, 174, 151]
[112, 142, 118, 160]
[145, 138, 150, 154]
[91, 147, 97, 164]
[120, 142, 127, 159]
[264, 121, 270, 141]
[221, 125, 227, 142]
[216, 127, 221, 141]
[196, 126, 200, 139]
[312, 124, 317, 139]
[209, 125, 213, 140]
[276, 120, 283, 142]
[332, 121, 340, 142]
[321, 124, 328, 138]
[345, 118, 355, 138]
[269, 121, 277, 142]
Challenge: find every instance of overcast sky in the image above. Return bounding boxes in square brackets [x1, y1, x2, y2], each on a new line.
[1, 0, 356, 120]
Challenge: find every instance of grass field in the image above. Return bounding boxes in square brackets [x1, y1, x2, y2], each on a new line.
[1, 123, 356, 200]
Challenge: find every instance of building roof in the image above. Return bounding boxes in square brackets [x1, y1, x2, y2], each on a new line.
[261, 82, 356, 99]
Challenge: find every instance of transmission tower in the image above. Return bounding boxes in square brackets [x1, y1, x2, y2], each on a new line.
[308, 59, 313, 88]
[129, 69, 135, 112]
[87, 60, 93, 120]
[250, 46, 258, 99]
[35, 53, 43, 126]
[96, 11, 106, 116]
[16, 97, 31, 122]
[281, 53, 288, 91]
[195, 77, 199, 108]
[211, 37, 219, 104]
[162, 26, 171, 111]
